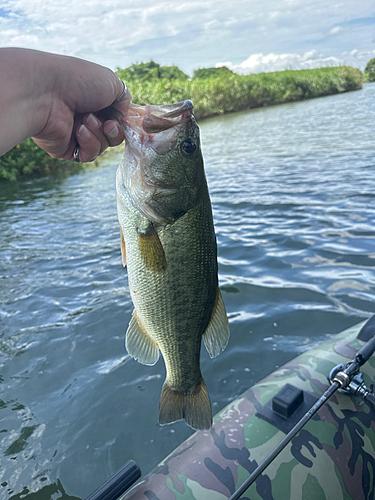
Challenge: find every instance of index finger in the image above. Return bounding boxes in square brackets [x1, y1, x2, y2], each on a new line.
[96, 82, 131, 126]
[112, 81, 131, 120]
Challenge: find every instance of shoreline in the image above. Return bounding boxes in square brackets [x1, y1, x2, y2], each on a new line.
[125, 66, 363, 121]
[0, 66, 363, 181]
[195, 85, 364, 122]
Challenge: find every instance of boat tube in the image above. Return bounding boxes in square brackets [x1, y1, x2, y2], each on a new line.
[120, 317, 375, 500]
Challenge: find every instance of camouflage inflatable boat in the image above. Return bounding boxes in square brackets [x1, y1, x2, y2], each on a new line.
[111, 317, 375, 500]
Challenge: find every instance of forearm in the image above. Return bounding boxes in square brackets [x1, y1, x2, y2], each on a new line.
[0, 48, 53, 155]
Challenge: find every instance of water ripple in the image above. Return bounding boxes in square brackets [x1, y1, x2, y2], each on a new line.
[0, 85, 375, 498]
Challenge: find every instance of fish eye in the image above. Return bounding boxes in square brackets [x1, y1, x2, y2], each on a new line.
[181, 138, 197, 156]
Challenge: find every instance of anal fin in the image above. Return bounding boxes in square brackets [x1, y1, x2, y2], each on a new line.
[203, 288, 230, 358]
[138, 224, 167, 273]
[126, 311, 160, 366]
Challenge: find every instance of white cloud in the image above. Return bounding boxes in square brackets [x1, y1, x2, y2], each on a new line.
[0, 0, 220, 64]
[217, 48, 375, 74]
[0, 0, 375, 74]
[329, 26, 343, 35]
[217, 50, 343, 74]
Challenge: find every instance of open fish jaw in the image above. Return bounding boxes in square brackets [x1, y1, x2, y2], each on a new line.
[120, 99, 198, 224]
[122, 100, 194, 156]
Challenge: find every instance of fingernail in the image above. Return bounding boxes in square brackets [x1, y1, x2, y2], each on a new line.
[107, 124, 119, 139]
[85, 113, 100, 129]
[78, 124, 91, 140]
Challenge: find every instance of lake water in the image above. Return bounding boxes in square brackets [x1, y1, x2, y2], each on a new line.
[0, 84, 374, 499]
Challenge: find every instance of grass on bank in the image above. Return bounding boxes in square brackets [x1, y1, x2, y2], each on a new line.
[120, 65, 362, 120]
[0, 65, 363, 181]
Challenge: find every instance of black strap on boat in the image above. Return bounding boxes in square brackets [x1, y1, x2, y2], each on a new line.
[85, 460, 141, 500]
[228, 326, 375, 500]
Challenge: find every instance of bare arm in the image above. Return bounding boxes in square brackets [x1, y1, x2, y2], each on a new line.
[0, 48, 130, 162]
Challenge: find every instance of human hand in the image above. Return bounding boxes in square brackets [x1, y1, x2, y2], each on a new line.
[30, 52, 131, 163]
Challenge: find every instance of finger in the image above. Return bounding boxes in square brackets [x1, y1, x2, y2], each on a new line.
[75, 124, 101, 162]
[103, 120, 125, 147]
[112, 81, 131, 121]
[96, 90, 131, 126]
[83, 113, 109, 155]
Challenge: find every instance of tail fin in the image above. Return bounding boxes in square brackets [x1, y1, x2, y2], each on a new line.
[158, 378, 212, 430]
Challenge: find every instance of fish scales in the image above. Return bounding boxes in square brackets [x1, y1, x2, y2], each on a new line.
[116, 99, 229, 430]
[118, 182, 216, 391]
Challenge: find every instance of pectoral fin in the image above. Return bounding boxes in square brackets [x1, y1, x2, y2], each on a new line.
[120, 226, 126, 267]
[126, 311, 160, 365]
[138, 224, 167, 273]
[203, 288, 230, 358]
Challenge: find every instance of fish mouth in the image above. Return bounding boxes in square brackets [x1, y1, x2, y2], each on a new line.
[122, 100, 194, 155]
[121, 100, 195, 224]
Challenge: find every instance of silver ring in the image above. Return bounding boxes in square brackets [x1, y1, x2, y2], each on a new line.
[73, 146, 81, 163]
[114, 81, 127, 103]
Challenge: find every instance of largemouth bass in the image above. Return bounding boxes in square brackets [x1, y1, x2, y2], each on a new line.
[116, 99, 229, 430]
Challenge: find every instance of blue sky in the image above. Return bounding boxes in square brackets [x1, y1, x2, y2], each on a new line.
[0, 0, 374, 75]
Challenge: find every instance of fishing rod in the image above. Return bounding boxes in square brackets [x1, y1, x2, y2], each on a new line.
[85, 460, 141, 500]
[228, 327, 375, 500]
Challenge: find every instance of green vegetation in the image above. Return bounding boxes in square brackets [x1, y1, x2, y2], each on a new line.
[364, 57, 375, 82]
[116, 61, 189, 82]
[192, 66, 234, 79]
[122, 65, 362, 121]
[0, 139, 78, 182]
[0, 63, 363, 181]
